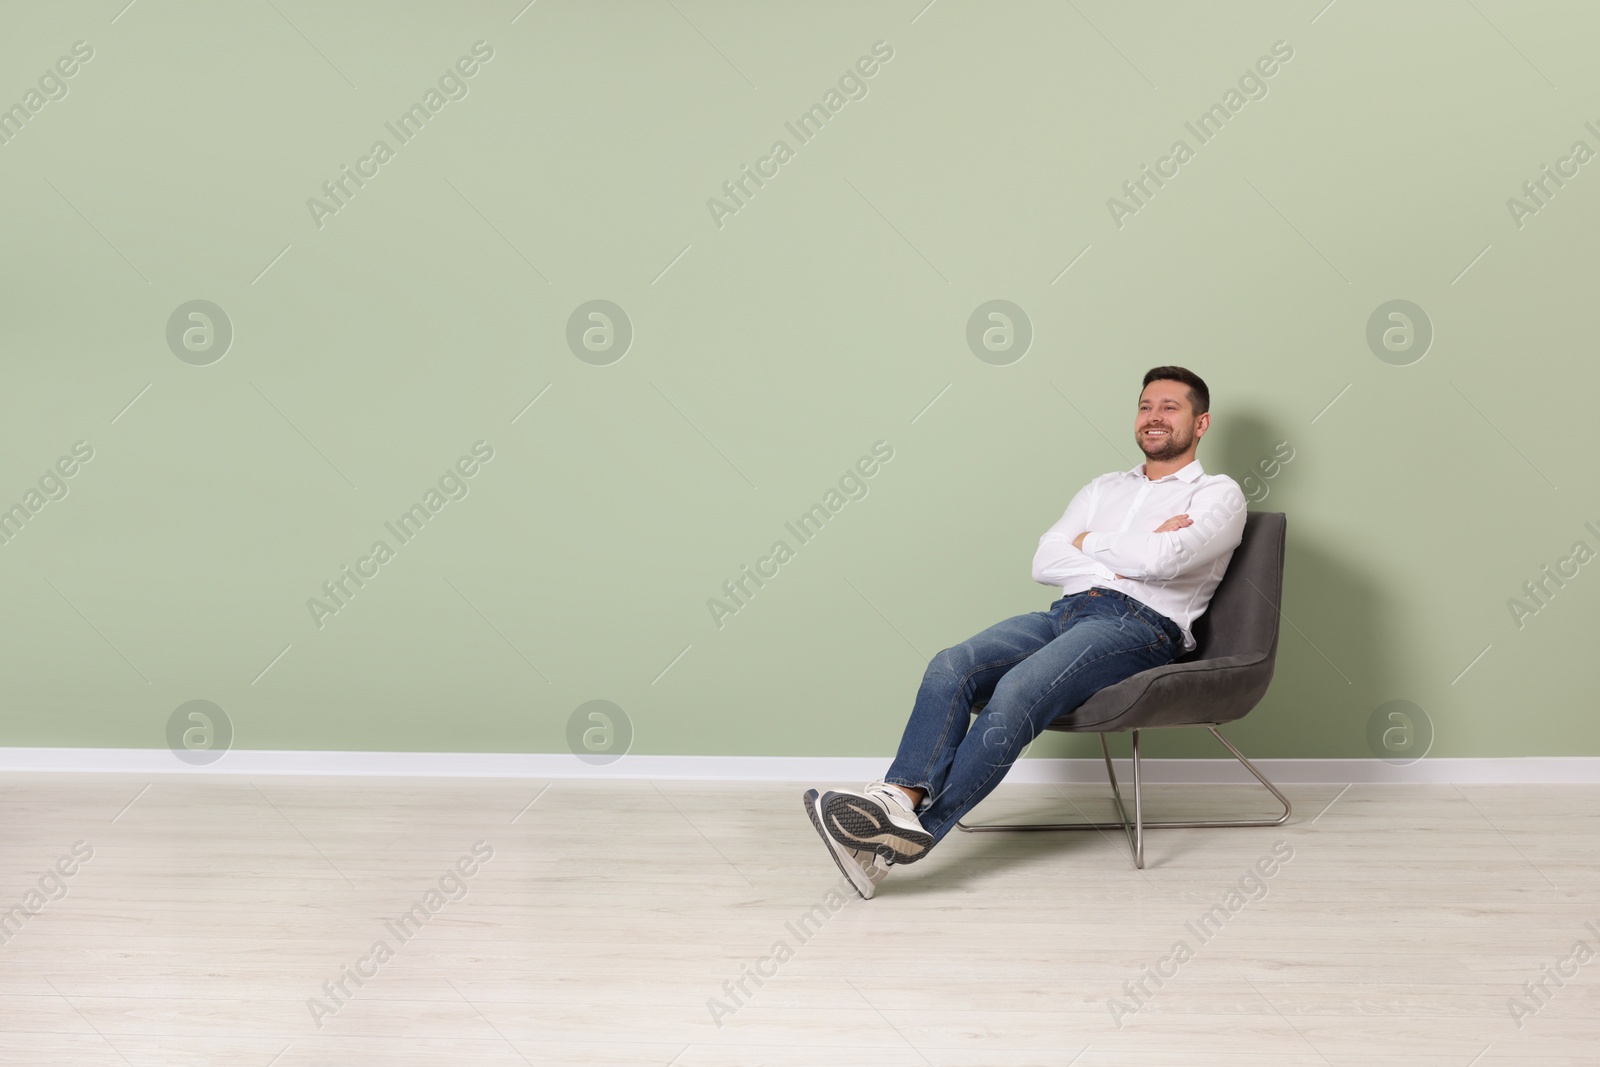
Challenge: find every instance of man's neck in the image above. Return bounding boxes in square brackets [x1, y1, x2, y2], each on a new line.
[1142, 454, 1195, 480]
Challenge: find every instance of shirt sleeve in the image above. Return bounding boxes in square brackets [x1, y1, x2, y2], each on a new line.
[1080, 479, 1247, 581]
[1032, 480, 1119, 585]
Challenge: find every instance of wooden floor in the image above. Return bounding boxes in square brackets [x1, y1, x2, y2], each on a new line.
[1, 775, 1597, 1066]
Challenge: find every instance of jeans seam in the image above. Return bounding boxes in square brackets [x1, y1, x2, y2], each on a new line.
[913, 650, 1034, 786]
[1119, 602, 1175, 647]
[1024, 629, 1166, 734]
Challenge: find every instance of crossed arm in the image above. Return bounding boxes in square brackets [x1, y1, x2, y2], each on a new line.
[1031, 480, 1247, 586]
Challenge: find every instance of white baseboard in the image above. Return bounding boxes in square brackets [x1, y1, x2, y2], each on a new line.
[2, 749, 1599, 783]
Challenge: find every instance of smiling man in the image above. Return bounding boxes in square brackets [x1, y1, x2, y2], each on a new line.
[804, 366, 1248, 898]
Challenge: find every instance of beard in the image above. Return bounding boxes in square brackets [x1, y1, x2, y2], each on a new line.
[1137, 425, 1190, 460]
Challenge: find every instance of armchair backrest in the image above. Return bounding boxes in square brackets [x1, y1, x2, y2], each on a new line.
[1180, 511, 1286, 664]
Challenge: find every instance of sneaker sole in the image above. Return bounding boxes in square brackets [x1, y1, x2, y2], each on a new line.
[802, 789, 877, 900]
[820, 790, 935, 865]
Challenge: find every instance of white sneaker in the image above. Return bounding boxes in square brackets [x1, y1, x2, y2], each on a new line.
[819, 780, 934, 865]
[803, 789, 889, 899]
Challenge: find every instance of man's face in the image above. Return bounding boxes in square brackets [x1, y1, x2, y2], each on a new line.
[1136, 381, 1202, 461]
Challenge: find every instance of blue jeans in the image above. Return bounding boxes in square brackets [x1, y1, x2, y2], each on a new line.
[884, 587, 1183, 844]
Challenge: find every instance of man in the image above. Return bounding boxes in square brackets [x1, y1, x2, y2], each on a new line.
[804, 366, 1248, 898]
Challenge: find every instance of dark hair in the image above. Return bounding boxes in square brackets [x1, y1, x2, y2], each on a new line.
[1141, 366, 1210, 417]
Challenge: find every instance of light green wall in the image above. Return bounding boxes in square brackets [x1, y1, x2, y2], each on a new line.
[1, 2, 1594, 761]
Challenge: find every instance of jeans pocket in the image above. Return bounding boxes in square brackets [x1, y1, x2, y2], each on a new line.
[1162, 620, 1183, 650]
[1139, 608, 1176, 647]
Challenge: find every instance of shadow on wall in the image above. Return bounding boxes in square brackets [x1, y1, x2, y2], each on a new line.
[1210, 412, 1391, 759]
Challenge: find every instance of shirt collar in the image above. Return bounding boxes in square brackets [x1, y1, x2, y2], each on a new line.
[1123, 458, 1205, 483]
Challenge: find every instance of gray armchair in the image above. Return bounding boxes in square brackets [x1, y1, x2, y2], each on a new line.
[957, 510, 1291, 868]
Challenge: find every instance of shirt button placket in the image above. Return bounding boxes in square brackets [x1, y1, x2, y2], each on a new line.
[1121, 483, 1152, 532]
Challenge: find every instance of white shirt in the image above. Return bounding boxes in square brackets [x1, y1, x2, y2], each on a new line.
[1030, 458, 1248, 653]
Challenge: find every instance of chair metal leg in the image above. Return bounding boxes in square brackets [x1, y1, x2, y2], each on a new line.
[955, 725, 1292, 869]
[1100, 735, 1139, 870]
[1132, 730, 1145, 867]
